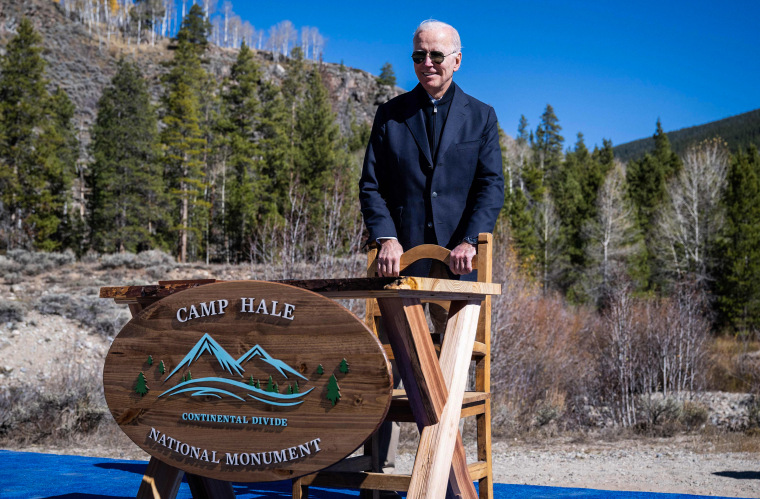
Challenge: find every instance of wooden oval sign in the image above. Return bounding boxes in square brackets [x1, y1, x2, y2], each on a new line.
[103, 281, 392, 482]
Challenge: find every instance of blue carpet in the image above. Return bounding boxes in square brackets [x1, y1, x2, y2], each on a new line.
[0, 449, 748, 499]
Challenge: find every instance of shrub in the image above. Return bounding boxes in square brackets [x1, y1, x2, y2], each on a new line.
[0, 301, 25, 324]
[639, 396, 682, 427]
[747, 396, 760, 430]
[0, 369, 106, 443]
[680, 400, 709, 429]
[98, 250, 176, 278]
[35, 292, 128, 337]
[3, 249, 76, 275]
[99, 252, 137, 269]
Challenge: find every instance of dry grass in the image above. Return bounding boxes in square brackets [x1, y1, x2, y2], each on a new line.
[707, 335, 760, 393]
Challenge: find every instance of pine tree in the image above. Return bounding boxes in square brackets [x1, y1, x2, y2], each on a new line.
[88, 58, 164, 253]
[174, 4, 211, 53]
[159, 360, 166, 374]
[716, 146, 760, 331]
[652, 119, 682, 178]
[161, 36, 210, 262]
[508, 187, 539, 268]
[516, 115, 530, 145]
[294, 67, 341, 209]
[551, 133, 607, 298]
[533, 104, 564, 183]
[218, 43, 265, 262]
[35, 87, 80, 252]
[0, 18, 75, 251]
[258, 80, 291, 223]
[248, 375, 255, 386]
[626, 120, 682, 290]
[266, 375, 275, 392]
[377, 62, 396, 87]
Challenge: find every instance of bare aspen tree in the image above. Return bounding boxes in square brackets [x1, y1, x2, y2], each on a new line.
[201, 0, 218, 18]
[222, 1, 233, 46]
[229, 14, 241, 47]
[267, 25, 281, 61]
[501, 133, 532, 196]
[242, 21, 254, 48]
[301, 26, 311, 59]
[582, 160, 642, 303]
[281, 178, 309, 266]
[654, 139, 728, 287]
[211, 16, 222, 46]
[256, 29, 264, 50]
[535, 191, 563, 293]
[311, 28, 324, 61]
[601, 279, 640, 426]
[277, 20, 296, 57]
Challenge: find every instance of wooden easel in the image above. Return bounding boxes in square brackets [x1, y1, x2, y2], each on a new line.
[292, 233, 495, 499]
[100, 240, 499, 499]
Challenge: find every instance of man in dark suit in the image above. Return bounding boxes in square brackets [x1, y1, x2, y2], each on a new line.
[360, 19, 504, 280]
[359, 21, 504, 493]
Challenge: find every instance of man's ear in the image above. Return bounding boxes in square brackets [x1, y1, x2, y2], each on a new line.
[453, 52, 462, 72]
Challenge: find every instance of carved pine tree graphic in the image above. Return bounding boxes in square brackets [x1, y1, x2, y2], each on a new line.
[135, 372, 149, 396]
[326, 374, 341, 406]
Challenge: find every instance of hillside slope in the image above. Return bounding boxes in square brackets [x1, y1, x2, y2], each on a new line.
[0, 0, 399, 147]
[614, 108, 760, 162]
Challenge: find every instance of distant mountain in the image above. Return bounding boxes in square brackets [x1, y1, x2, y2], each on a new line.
[614, 109, 760, 162]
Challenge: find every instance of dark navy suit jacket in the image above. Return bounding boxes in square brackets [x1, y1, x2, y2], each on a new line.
[359, 83, 504, 278]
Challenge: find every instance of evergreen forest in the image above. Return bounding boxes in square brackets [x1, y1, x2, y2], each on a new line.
[2, 10, 760, 343]
[0, 4, 760, 426]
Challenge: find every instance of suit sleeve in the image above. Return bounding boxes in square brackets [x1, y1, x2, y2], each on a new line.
[359, 105, 398, 242]
[462, 106, 505, 239]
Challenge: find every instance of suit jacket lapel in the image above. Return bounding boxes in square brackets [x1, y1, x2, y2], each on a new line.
[404, 87, 433, 166]
[437, 84, 468, 164]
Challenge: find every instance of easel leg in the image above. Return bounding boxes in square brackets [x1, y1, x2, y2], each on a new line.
[292, 477, 309, 499]
[137, 457, 184, 499]
[186, 474, 235, 499]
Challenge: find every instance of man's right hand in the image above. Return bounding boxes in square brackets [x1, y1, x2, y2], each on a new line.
[376, 238, 403, 277]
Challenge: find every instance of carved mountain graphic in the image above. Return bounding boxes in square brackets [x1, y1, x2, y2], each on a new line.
[237, 345, 307, 381]
[164, 333, 244, 381]
[158, 333, 314, 406]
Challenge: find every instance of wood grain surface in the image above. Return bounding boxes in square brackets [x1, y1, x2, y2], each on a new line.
[103, 281, 392, 483]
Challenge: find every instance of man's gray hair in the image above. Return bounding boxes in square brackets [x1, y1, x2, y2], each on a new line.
[413, 19, 462, 53]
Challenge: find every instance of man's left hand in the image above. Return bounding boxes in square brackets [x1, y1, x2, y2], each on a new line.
[449, 241, 476, 275]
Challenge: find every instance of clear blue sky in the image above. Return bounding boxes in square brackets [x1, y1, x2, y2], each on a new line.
[226, 0, 759, 150]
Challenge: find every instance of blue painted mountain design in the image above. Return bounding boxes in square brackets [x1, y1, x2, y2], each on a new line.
[237, 345, 307, 381]
[164, 333, 244, 381]
[159, 333, 312, 406]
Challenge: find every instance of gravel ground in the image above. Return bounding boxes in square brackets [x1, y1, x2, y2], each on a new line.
[396, 438, 760, 498]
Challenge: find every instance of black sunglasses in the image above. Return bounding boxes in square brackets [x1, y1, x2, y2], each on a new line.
[411, 50, 458, 64]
